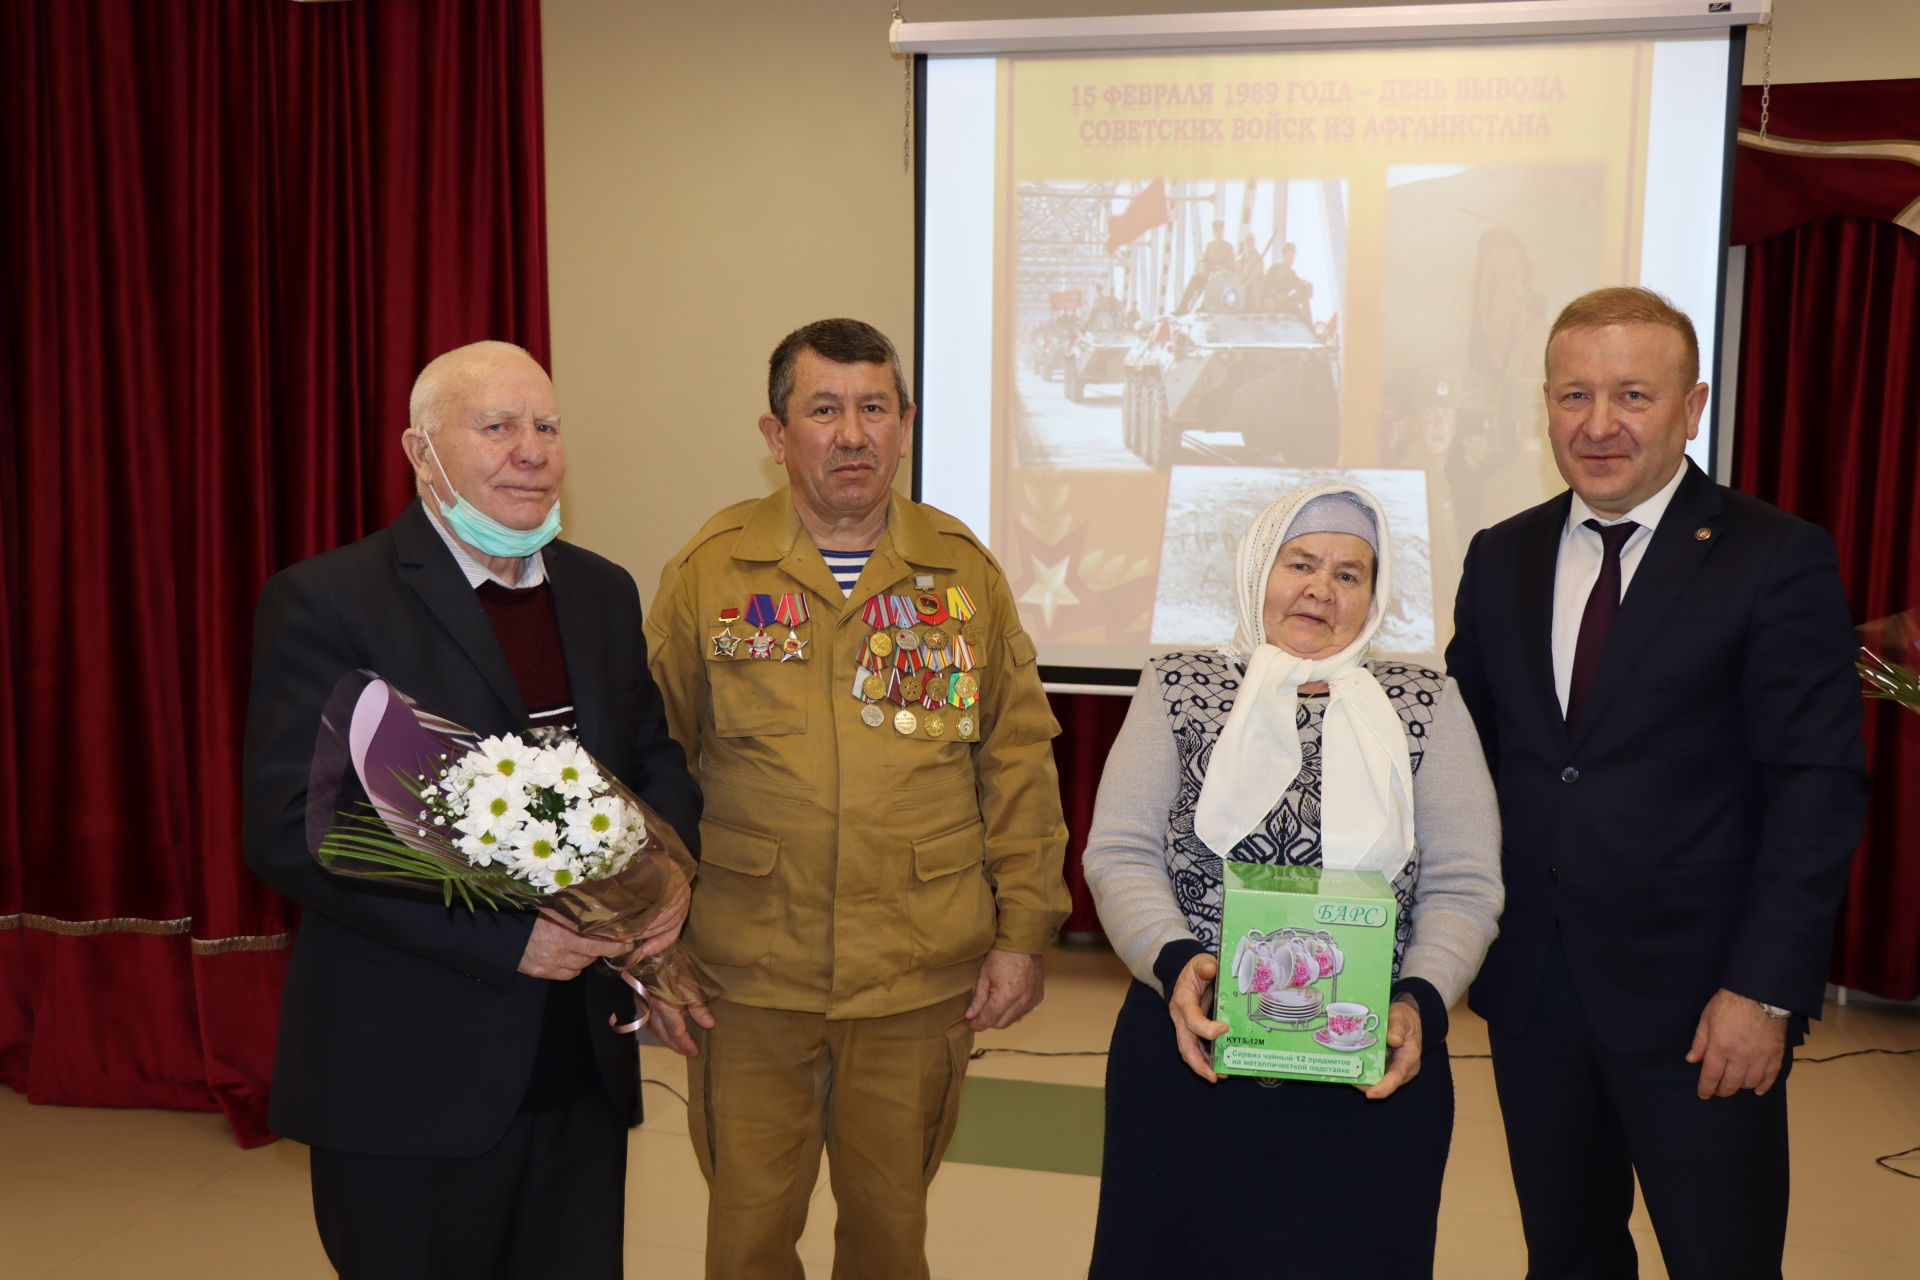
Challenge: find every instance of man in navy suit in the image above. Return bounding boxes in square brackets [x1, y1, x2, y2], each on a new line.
[244, 341, 701, 1279]
[1446, 288, 1866, 1280]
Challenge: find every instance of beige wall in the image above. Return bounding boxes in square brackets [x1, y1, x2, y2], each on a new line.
[1741, 0, 1920, 86]
[542, 0, 1917, 595]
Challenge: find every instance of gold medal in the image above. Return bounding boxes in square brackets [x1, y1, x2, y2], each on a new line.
[923, 712, 947, 739]
[901, 672, 925, 702]
[893, 707, 920, 736]
[922, 626, 948, 650]
[862, 672, 887, 701]
[956, 713, 977, 741]
[860, 703, 886, 727]
[868, 631, 894, 659]
[960, 621, 980, 646]
[953, 672, 980, 703]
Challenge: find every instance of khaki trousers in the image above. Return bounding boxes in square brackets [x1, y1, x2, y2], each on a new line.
[688, 993, 974, 1280]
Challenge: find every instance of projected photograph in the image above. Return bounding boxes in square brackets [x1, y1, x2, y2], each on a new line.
[1012, 177, 1347, 472]
[921, 37, 1730, 672]
[1376, 162, 1609, 618]
[1152, 467, 1434, 654]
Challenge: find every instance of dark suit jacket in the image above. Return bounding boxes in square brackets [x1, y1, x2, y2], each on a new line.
[242, 500, 701, 1158]
[1446, 462, 1866, 1054]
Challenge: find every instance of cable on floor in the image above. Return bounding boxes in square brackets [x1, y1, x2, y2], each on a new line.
[643, 1077, 689, 1106]
[1798, 1046, 1920, 1063]
[1876, 1147, 1920, 1180]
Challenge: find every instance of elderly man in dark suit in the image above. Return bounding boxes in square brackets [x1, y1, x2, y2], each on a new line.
[1446, 288, 1867, 1280]
[243, 340, 700, 1279]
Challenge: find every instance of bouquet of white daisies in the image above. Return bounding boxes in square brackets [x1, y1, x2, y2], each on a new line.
[306, 670, 714, 1023]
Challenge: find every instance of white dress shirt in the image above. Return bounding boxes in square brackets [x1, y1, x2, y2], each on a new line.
[1550, 460, 1689, 714]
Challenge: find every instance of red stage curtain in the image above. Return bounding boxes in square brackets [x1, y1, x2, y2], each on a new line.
[1731, 77, 1920, 246]
[1732, 214, 1920, 1000]
[0, 0, 551, 1145]
[1048, 691, 1136, 936]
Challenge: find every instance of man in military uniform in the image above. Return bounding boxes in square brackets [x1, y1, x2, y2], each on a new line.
[644, 318, 1070, 1280]
[1235, 232, 1267, 310]
[1177, 218, 1241, 312]
[1263, 241, 1314, 319]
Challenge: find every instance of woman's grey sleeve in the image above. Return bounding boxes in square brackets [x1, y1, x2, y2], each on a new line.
[1082, 675, 1194, 994]
[1400, 678, 1506, 1009]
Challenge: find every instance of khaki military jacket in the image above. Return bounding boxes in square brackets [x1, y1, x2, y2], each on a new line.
[647, 488, 1069, 1020]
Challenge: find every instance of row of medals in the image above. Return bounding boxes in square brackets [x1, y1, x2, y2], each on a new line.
[857, 584, 981, 741]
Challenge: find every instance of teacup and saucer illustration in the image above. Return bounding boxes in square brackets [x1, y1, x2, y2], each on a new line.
[1311, 1001, 1380, 1052]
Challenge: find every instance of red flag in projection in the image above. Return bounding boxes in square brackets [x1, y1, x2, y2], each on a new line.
[1105, 179, 1171, 256]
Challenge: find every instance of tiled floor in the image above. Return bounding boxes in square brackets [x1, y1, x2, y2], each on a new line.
[3, 946, 1918, 1278]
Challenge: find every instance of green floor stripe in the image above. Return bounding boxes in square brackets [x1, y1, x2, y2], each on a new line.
[944, 1077, 1104, 1177]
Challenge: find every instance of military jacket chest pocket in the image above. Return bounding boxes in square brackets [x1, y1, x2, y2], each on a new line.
[709, 648, 809, 737]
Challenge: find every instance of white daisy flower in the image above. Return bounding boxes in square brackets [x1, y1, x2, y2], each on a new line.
[473, 734, 535, 781]
[545, 741, 602, 802]
[505, 833, 581, 893]
[464, 774, 531, 832]
[547, 849, 583, 890]
[457, 829, 504, 867]
[505, 820, 564, 870]
[564, 795, 626, 850]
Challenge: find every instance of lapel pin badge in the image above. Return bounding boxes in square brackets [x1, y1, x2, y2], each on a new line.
[1694, 527, 1712, 541]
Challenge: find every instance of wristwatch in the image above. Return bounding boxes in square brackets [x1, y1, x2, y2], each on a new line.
[1756, 1001, 1791, 1020]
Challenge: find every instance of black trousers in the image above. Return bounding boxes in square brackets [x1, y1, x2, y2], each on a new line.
[309, 983, 628, 1280]
[1089, 979, 1455, 1280]
[1488, 936, 1791, 1280]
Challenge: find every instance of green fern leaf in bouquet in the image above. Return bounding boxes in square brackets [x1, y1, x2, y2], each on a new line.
[1859, 648, 1920, 715]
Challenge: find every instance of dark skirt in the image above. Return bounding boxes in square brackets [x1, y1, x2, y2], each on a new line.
[1088, 979, 1454, 1280]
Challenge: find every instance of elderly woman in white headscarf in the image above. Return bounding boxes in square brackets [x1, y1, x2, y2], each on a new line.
[1082, 484, 1503, 1280]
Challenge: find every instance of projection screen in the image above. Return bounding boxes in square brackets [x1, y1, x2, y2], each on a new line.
[911, 4, 1753, 684]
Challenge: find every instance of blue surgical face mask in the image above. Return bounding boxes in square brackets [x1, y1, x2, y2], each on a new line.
[422, 434, 562, 558]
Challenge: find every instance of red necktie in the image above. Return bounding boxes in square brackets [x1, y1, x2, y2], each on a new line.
[1567, 519, 1639, 731]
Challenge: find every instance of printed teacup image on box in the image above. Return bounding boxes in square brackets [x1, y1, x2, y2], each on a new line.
[1319, 1001, 1380, 1050]
[1231, 927, 1343, 1028]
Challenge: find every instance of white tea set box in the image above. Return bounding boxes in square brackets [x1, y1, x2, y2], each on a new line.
[1214, 864, 1397, 1085]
